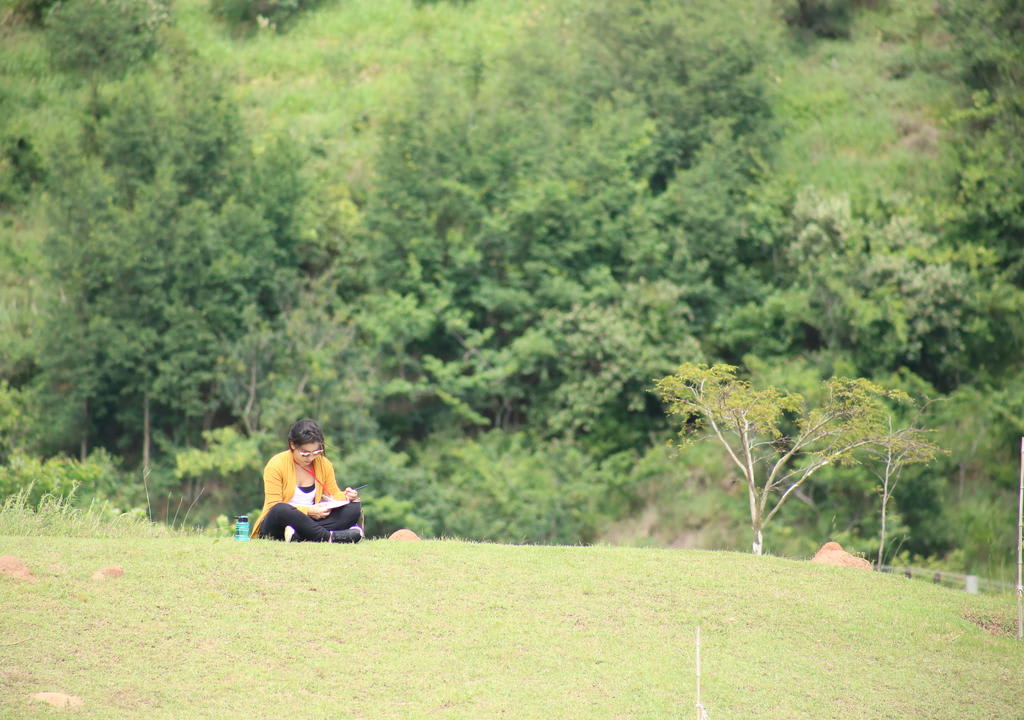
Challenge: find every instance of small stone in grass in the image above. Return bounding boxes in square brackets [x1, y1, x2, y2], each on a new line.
[388, 529, 421, 541]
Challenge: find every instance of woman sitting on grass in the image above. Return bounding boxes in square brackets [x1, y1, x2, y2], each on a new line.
[251, 418, 364, 543]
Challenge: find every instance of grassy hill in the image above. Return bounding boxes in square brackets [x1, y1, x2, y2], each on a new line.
[767, 2, 958, 204]
[2, 534, 1021, 719]
[169, 0, 544, 179]
[3, 0, 955, 200]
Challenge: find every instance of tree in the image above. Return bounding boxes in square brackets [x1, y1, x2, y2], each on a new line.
[208, 0, 325, 33]
[653, 363, 904, 555]
[867, 416, 942, 567]
[941, 0, 1024, 284]
[776, 0, 853, 39]
[357, 1, 775, 453]
[714, 188, 1024, 391]
[45, 0, 172, 119]
[45, 0, 170, 78]
[38, 68, 302, 466]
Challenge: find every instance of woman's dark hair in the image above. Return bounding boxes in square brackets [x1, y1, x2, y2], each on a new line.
[288, 418, 324, 448]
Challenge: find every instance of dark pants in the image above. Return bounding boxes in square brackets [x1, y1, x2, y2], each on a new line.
[257, 501, 362, 542]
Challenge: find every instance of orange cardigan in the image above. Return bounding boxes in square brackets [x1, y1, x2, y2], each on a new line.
[250, 450, 343, 537]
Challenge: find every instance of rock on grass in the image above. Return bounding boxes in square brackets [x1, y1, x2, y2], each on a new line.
[388, 529, 421, 541]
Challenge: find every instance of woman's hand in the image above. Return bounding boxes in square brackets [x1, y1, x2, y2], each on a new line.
[343, 486, 360, 502]
[307, 506, 330, 520]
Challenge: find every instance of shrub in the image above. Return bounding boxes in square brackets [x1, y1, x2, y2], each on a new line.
[411, 432, 612, 545]
[776, 0, 854, 39]
[0, 135, 45, 208]
[45, 0, 173, 79]
[0, 489, 176, 538]
[208, 0, 323, 33]
[0, 449, 120, 505]
[0, 0, 58, 26]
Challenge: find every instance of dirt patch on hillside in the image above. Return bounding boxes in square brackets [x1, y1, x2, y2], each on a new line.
[91, 565, 124, 581]
[31, 692, 83, 709]
[0, 556, 35, 581]
[896, 113, 940, 156]
[810, 542, 873, 570]
[962, 610, 1017, 637]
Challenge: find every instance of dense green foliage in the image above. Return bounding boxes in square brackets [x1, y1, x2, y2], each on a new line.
[1, 0, 1022, 576]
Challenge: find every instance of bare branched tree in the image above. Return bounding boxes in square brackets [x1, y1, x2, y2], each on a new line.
[865, 416, 942, 567]
[654, 363, 915, 555]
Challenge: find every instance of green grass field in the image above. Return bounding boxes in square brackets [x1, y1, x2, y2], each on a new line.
[2, 534, 1021, 719]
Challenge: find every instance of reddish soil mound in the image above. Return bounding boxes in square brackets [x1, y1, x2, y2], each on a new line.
[810, 542, 872, 570]
[388, 529, 421, 541]
[0, 555, 35, 581]
[31, 692, 84, 709]
[91, 565, 124, 581]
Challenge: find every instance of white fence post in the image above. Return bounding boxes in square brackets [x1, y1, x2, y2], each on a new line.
[964, 575, 979, 594]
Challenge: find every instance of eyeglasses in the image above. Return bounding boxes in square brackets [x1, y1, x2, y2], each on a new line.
[295, 448, 324, 458]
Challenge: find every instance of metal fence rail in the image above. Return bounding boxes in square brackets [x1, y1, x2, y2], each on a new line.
[877, 565, 1016, 594]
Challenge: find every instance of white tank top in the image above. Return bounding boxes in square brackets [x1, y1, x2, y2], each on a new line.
[290, 484, 316, 507]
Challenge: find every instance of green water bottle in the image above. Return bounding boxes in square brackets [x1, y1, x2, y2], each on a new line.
[234, 515, 250, 541]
